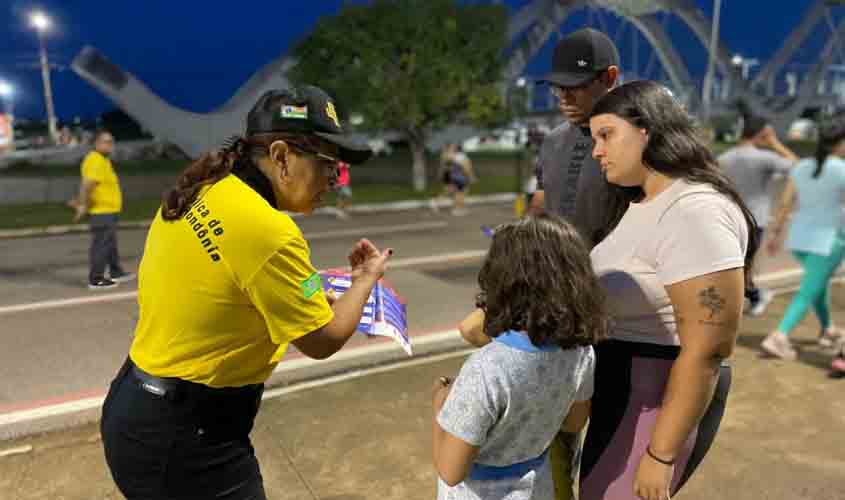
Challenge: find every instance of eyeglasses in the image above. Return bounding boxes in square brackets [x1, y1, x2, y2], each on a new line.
[288, 143, 339, 167]
[287, 143, 341, 182]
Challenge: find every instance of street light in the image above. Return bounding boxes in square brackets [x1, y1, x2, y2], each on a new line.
[732, 54, 760, 80]
[0, 80, 15, 151]
[0, 81, 12, 99]
[30, 10, 58, 144]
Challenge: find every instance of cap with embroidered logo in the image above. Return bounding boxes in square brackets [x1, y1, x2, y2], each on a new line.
[246, 85, 372, 164]
[538, 28, 620, 88]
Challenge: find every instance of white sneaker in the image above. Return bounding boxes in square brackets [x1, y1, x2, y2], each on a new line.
[760, 331, 797, 361]
[748, 289, 775, 317]
[110, 271, 137, 284]
[818, 328, 844, 349]
[429, 198, 441, 213]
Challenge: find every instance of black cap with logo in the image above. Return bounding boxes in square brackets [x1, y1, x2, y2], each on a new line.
[539, 28, 620, 88]
[246, 85, 372, 165]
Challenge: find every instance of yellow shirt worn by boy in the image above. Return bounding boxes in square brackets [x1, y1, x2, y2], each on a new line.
[130, 175, 333, 387]
[80, 151, 122, 214]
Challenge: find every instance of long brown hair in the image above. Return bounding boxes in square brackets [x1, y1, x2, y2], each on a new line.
[476, 216, 608, 349]
[591, 80, 760, 284]
[160, 133, 328, 220]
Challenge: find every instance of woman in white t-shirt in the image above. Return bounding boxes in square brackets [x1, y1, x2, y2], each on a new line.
[580, 81, 759, 500]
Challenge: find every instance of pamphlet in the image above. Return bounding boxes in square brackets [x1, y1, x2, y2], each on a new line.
[320, 269, 411, 356]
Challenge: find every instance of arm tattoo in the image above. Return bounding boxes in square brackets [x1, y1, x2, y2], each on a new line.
[698, 286, 726, 321]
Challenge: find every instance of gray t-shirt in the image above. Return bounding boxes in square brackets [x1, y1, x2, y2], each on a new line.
[437, 331, 595, 500]
[718, 145, 792, 227]
[535, 121, 610, 247]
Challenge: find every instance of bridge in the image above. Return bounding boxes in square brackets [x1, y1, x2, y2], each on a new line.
[71, 0, 845, 158]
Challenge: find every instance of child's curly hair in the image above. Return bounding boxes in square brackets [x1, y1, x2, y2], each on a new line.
[476, 216, 609, 349]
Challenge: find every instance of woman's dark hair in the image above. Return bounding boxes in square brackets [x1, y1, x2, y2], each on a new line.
[813, 115, 845, 179]
[476, 216, 608, 349]
[591, 80, 759, 285]
[160, 132, 329, 220]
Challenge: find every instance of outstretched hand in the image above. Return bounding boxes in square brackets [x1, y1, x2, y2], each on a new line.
[348, 238, 392, 283]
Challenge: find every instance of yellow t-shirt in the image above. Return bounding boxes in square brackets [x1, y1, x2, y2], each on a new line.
[80, 151, 122, 214]
[129, 175, 333, 387]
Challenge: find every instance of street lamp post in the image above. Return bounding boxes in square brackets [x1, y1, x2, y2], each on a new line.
[31, 12, 58, 144]
[701, 0, 722, 119]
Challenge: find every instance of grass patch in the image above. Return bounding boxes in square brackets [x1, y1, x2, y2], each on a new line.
[0, 159, 190, 178]
[0, 175, 518, 230]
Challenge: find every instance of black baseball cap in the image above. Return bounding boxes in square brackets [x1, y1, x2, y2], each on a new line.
[246, 85, 372, 165]
[539, 28, 620, 88]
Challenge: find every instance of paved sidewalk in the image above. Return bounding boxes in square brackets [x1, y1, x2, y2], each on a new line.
[1, 285, 844, 500]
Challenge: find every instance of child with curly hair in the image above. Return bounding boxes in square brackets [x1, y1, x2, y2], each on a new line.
[432, 216, 608, 500]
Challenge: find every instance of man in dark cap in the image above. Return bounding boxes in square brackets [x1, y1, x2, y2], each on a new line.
[529, 27, 620, 248]
[719, 114, 798, 316]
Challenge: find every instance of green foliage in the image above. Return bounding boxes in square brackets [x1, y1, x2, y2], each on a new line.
[289, 0, 509, 136]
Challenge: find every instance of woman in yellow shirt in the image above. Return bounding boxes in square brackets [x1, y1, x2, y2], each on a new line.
[100, 85, 392, 500]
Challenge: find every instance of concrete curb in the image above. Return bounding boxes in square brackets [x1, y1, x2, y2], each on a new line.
[0, 330, 470, 441]
[0, 192, 518, 240]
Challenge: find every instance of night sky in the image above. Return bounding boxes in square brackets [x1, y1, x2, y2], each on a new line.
[0, 1, 821, 121]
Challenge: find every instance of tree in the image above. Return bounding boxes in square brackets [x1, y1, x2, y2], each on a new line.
[289, 0, 508, 191]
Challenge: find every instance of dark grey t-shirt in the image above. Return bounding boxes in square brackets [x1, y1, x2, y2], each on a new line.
[718, 145, 793, 227]
[535, 121, 610, 247]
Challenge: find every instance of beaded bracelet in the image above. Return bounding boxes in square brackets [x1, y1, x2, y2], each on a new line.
[646, 445, 675, 466]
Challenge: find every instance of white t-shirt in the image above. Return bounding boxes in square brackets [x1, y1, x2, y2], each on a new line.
[590, 180, 749, 346]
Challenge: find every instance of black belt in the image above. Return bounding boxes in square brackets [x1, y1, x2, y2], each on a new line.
[129, 362, 188, 402]
[126, 359, 264, 403]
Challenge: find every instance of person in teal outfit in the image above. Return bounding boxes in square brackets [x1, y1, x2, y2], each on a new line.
[763, 115, 845, 369]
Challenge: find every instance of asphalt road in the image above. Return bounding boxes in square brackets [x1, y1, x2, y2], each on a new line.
[0, 203, 806, 437]
[0, 206, 515, 421]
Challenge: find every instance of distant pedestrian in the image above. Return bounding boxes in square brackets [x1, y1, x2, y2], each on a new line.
[71, 130, 135, 290]
[444, 143, 475, 216]
[763, 115, 845, 362]
[433, 216, 607, 500]
[335, 160, 352, 219]
[719, 114, 798, 316]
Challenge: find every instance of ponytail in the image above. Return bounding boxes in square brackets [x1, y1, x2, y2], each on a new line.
[160, 137, 246, 220]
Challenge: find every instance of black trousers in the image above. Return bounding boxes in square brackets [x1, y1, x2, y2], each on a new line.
[89, 213, 124, 282]
[745, 227, 766, 304]
[101, 359, 267, 500]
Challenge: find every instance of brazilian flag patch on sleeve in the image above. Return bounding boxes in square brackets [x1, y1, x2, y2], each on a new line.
[301, 272, 322, 299]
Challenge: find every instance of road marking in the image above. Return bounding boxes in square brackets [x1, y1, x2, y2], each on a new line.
[0, 328, 467, 427]
[0, 292, 139, 315]
[0, 250, 485, 316]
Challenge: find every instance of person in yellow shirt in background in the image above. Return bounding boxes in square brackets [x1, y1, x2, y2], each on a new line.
[72, 129, 135, 289]
[100, 85, 393, 500]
